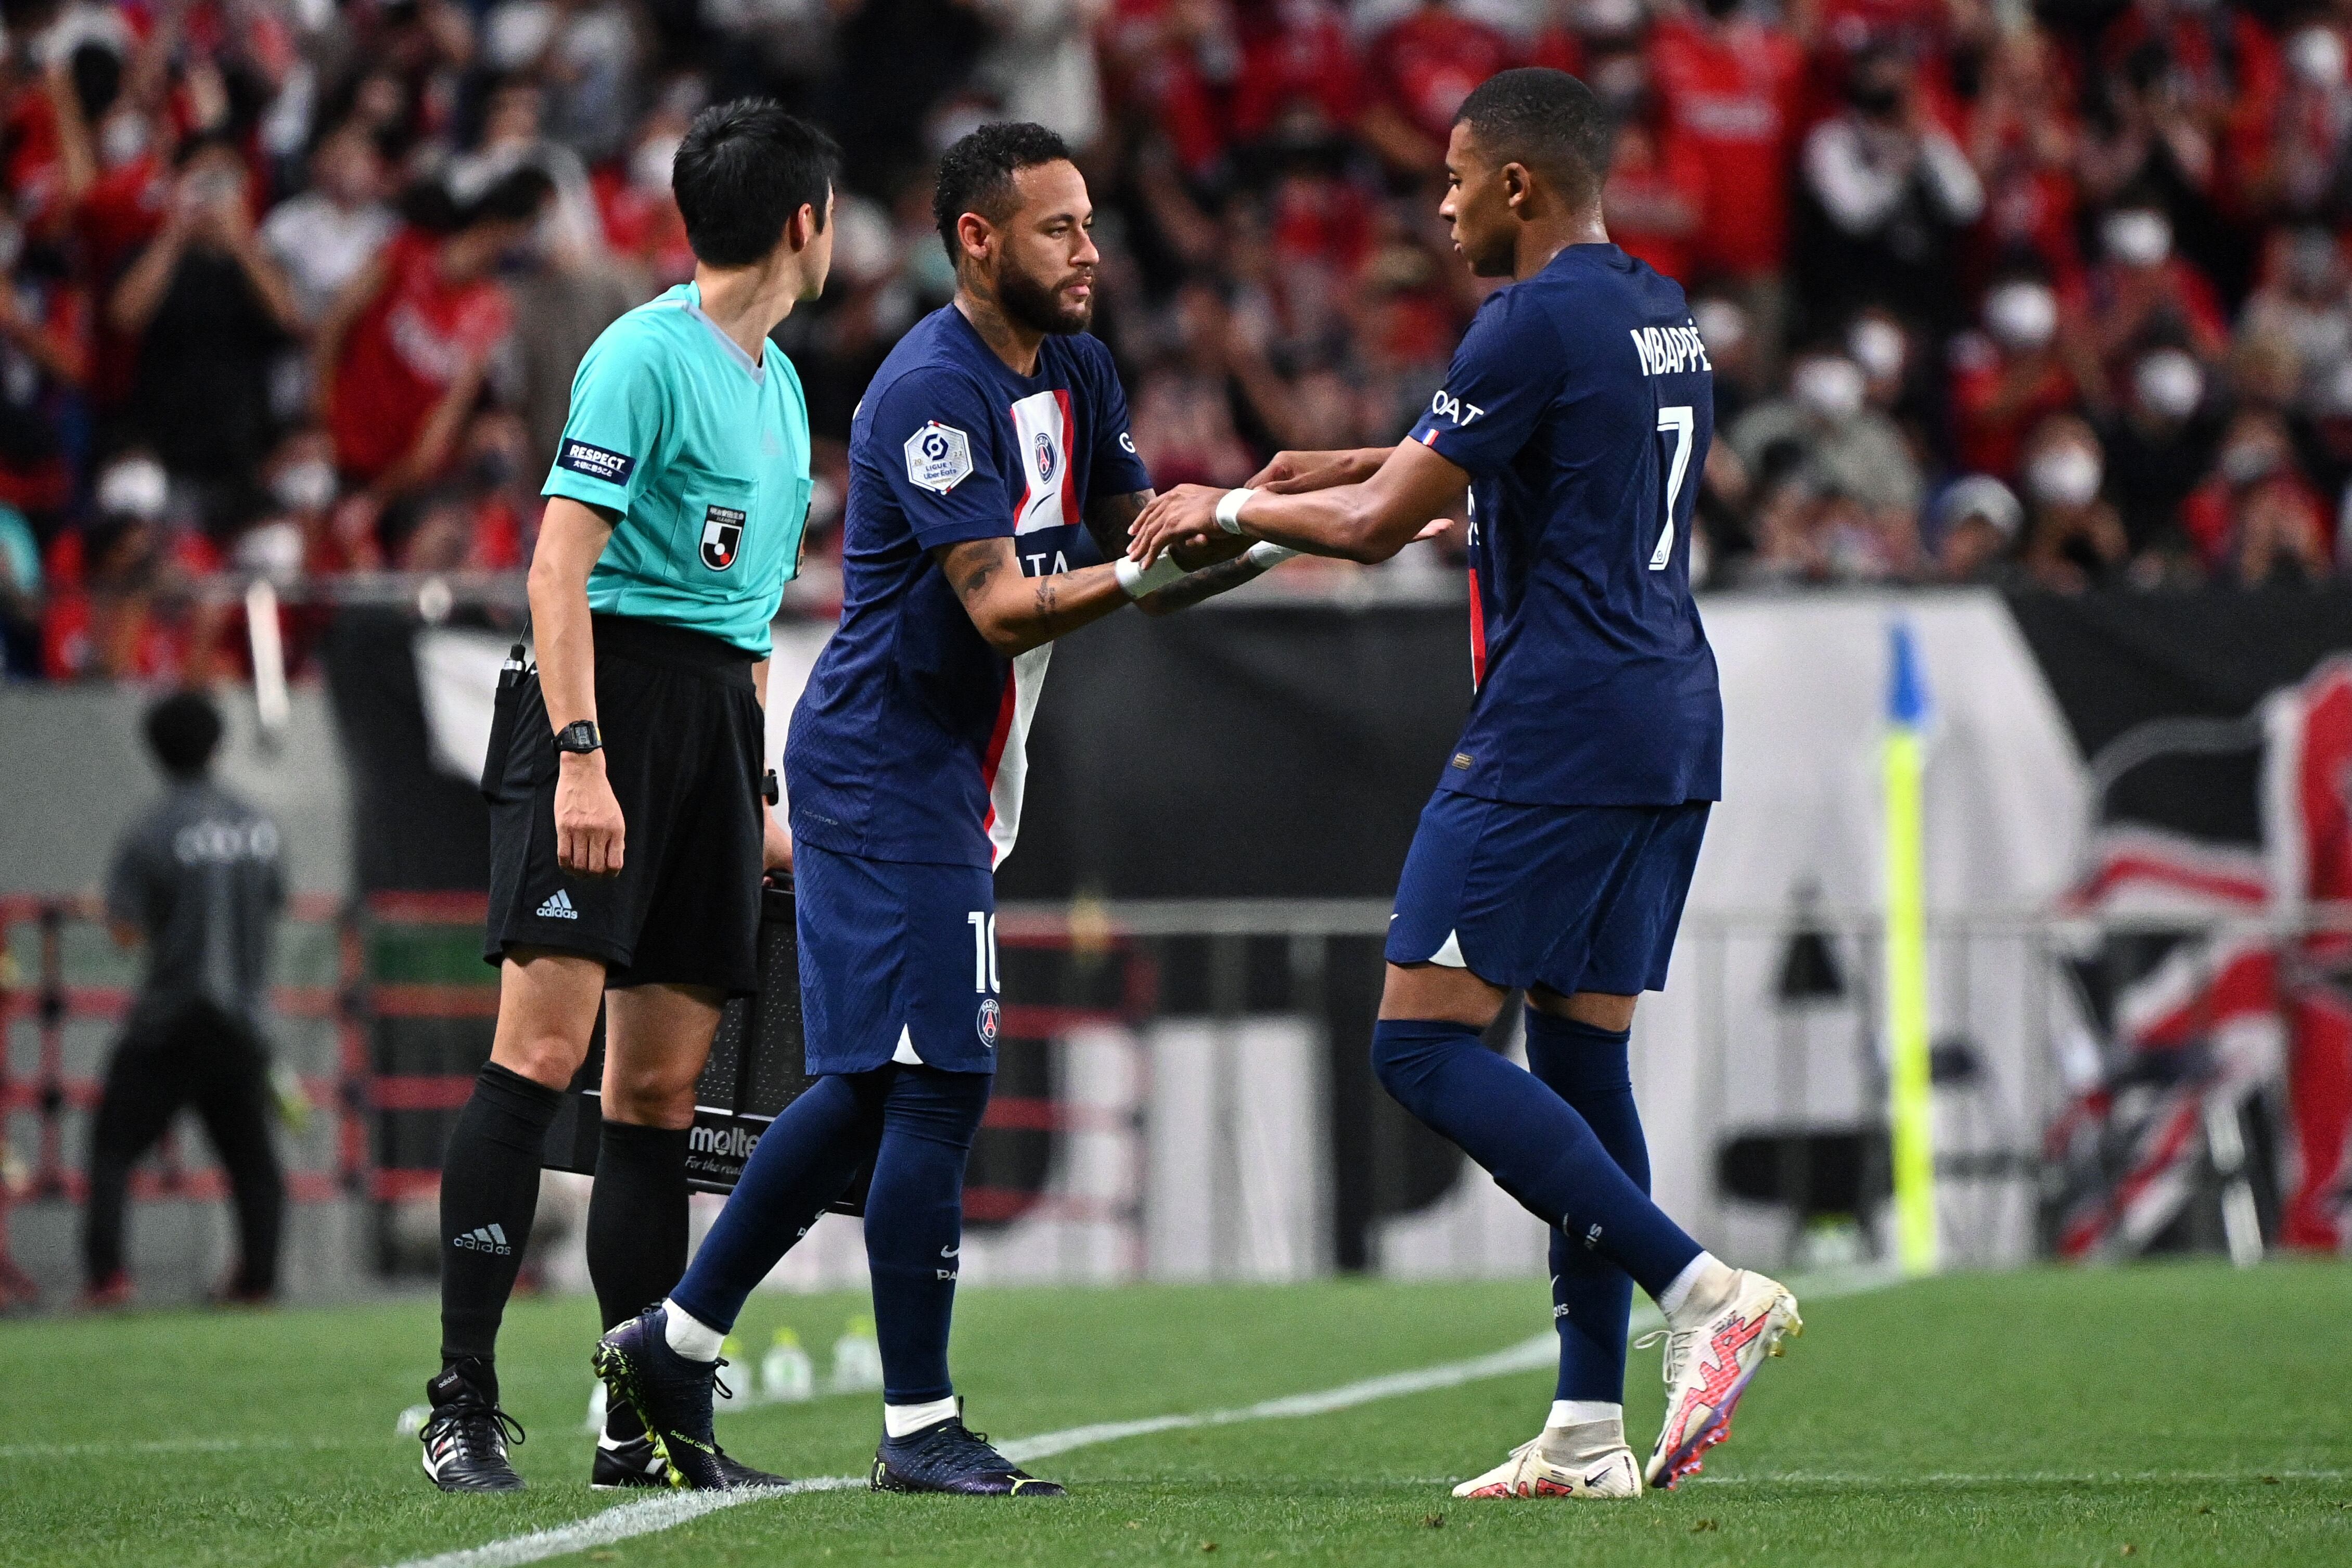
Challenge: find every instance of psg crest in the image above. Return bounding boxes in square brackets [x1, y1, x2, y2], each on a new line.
[700, 504, 746, 571]
[977, 996, 1000, 1049]
[1034, 430, 1057, 483]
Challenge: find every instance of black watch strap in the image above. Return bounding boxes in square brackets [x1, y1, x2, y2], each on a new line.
[554, 719, 602, 755]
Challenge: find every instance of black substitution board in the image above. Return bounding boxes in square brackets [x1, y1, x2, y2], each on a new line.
[542, 879, 866, 1213]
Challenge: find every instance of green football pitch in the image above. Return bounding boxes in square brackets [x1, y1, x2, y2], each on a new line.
[2, 1261, 2346, 1567]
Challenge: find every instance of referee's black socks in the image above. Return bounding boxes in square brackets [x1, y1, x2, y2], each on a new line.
[438, 1062, 562, 1377]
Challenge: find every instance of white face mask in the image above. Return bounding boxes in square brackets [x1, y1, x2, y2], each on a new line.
[1693, 298, 1747, 356]
[2103, 209, 2172, 267]
[234, 520, 304, 582]
[1849, 318, 1905, 381]
[2027, 444, 2103, 507]
[98, 457, 170, 520]
[2220, 440, 2282, 486]
[2291, 26, 2346, 89]
[632, 134, 681, 193]
[1793, 357, 1865, 422]
[2133, 350, 2204, 420]
[1985, 282, 2057, 351]
[100, 111, 149, 170]
[272, 459, 337, 513]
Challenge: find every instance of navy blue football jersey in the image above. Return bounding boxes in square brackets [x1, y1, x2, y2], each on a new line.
[787, 305, 1151, 868]
[1406, 243, 1722, 807]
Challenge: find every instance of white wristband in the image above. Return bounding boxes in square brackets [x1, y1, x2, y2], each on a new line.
[1215, 487, 1257, 534]
[1246, 541, 1298, 569]
[1114, 552, 1189, 599]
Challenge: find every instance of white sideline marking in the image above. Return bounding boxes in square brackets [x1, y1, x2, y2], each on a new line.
[384, 1267, 1899, 1568]
[1693, 1469, 2350, 1487]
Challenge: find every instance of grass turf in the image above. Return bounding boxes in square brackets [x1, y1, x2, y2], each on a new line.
[0, 1261, 2345, 1567]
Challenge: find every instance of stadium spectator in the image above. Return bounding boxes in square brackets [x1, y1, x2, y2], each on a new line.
[2018, 413, 2129, 592]
[109, 133, 304, 506]
[2239, 226, 2352, 415]
[0, 184, 91, 525]
[260, 120, 395, 327]
[2076, 202, 2228, 387]
[312, 166, 552, 497]
[1728, 346, 1922, 526]
[1950, 273, 2086, 481]
[1648, 0, 1804, 363]
[1931, 474, 2025, 584]
[2182, 406, 2334, 580]
[1796, 45, 1983, 339]
[2100, 344, 2216, 562]
[0, 496, 41, 673]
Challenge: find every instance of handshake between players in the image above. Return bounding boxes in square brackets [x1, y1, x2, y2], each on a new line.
[428, 65, 1799, 1508]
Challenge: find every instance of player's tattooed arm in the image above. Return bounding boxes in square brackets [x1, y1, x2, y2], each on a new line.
[936, 536, 1133, 658]
[1085, 489, 1265, 615]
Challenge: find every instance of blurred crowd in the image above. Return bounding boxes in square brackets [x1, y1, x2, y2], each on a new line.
[6, 0, 2352, 683]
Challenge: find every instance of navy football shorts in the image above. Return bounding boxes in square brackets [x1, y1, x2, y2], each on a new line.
[794, 841, 1000, 1076]
[1384, 793, 1710, 997]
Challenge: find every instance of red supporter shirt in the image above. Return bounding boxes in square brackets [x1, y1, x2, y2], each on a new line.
[1232, 0, 1366, 142]
[1947, 332, 2083, 481]
[1649, 15, 1806, 278]
[1605, 127, 1710, 285]
[1370, 5, 1521, 148]
[328, 229, 511, 482]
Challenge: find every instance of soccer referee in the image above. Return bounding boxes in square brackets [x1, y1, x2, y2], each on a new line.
[417, 100, 836, 1494]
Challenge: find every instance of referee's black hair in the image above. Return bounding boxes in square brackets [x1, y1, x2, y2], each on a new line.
[932, 122, 1074, 264]
[672, 98, 840, 268]
[145, 692, 224, 780]
[1454, 68, 1615, 208]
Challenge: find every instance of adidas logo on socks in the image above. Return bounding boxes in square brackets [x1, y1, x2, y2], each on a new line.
[452, 1224, 513, 1255]
[536, 889, 580, 920]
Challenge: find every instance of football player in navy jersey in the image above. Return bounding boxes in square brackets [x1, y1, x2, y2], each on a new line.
[1129, 69, 1801, 1499]
[593, 122, 1290, 1498]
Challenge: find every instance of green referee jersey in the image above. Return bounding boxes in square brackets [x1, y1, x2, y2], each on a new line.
[542, 281, 812, 657]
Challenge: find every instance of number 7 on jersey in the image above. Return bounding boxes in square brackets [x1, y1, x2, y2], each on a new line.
[1651, 405, 1694, 572]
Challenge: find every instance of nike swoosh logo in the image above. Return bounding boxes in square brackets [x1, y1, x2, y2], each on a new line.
[940, 1245, 960, 1257]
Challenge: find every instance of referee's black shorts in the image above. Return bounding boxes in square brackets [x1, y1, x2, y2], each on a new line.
[483, 612, 765, 995]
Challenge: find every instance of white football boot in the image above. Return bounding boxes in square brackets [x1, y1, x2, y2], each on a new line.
[1452, 1432, 1643, 1499]
[1639, 1266, 1801, 1490]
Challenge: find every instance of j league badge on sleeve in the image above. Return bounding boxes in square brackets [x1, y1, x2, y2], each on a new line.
[904, 421, 974, 495]
[700, 504, 746, 571]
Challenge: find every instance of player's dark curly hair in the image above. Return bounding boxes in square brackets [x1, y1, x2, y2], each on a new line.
[145, 692, 224, 780]
[932, 122, 1073, 266]
[673, 98, 839, 267]
[1454, 68, 1615, 208]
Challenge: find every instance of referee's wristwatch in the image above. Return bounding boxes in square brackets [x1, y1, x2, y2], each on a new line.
[554, 720, 603, 756]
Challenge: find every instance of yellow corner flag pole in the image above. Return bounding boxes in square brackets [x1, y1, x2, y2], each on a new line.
[1884, 621, 1938, 1277]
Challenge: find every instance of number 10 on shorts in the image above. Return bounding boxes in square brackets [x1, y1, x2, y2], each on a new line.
[967, 911, 1000, 994]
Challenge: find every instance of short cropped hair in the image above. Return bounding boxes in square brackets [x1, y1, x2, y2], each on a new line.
[672, 98, 840, 267]
[145, 691, 224, 779]
[1454, 68, 1614, 207]
[932, 122, 1073, 264]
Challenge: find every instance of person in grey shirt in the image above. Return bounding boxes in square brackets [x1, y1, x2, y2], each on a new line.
[83, 693, 287, 1307]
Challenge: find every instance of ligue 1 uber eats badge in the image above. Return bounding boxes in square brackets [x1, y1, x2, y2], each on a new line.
[701, 504, 746, 571]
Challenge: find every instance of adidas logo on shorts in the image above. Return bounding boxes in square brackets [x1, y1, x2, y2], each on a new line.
[535, 889, 579, 920]
[452, 1224, 512, 1255]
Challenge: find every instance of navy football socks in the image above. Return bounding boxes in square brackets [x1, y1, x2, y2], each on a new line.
[860, 1070, 990, 1404]
[668, 1065, 991, 1406]
[670, 1074, 877, 1333]
[1523, 1010, 1647, 1405]
[1371, 1017, 1701, 1301]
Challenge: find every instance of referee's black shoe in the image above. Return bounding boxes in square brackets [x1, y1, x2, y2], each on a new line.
[870, 1404, 1067, 1497]
[419, 1360, 527, 1493]
[592, 1307, 789, 1491]
[590, 1428, 669, 1490]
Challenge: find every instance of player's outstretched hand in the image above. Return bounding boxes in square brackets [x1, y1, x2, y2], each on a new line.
[555, 755, 628, 878]
[1127, 484, 1224, 567]
[1248, 449, 1376, 494]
